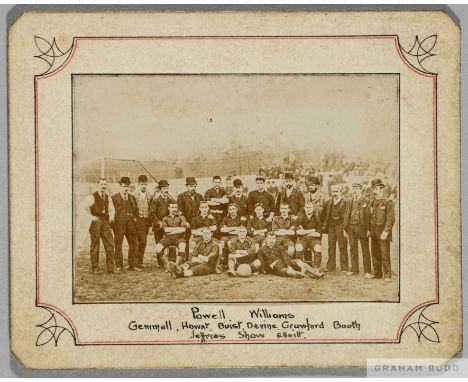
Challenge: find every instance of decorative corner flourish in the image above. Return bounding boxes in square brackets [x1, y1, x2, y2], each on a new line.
[36, 306, 76, 346]
[34, 35, 74, 76]
[401, 304, 440, 343]
[398, 35, 437, 75]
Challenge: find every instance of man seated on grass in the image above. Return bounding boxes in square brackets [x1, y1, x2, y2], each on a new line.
[226, 225, 261, 277]
[155, 202, 189, 270]
[168, 228, 219, 279]
[258, 232, 324, 279]
[189, 201, 218, 255]
[247, 203, 271, 249]
[272, 203, 296, 257]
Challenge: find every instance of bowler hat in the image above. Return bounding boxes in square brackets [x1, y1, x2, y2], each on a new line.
[158, 179, 169, 188]
[185, 177, 197, 185]
[351, 182, 363, 188]
[308, 176, 320, 185]
[233, 179, 243, 187]
[371, 179, 385, 189]
[138, 174, 148, 183]
[284, 172, 294, 180]
[119, 176, 131, 185]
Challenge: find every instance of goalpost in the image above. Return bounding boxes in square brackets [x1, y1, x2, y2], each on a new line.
[99, 157, 158, 184]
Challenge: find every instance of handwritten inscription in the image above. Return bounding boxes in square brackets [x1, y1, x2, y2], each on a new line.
[127, 307, 362, 343]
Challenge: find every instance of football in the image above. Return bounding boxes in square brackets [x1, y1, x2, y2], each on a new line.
[237, 264, 252, 277]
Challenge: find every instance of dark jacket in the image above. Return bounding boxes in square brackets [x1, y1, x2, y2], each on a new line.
[177, 191, 204, 225]
[321, 197, 348, 234]
[343, 196, 369, 229]
[149, 193, 176, 226]
[247, 190, 275, 217]
[111, 193, 139, 226]
[367, 198, 395, 241]
[275, 188, 305, 216]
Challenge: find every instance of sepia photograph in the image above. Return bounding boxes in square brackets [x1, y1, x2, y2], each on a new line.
[72, 73, 399, 302]
[8, 9, 462, 370]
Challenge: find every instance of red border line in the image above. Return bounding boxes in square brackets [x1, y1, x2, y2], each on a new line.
[35, 35, 438, 345]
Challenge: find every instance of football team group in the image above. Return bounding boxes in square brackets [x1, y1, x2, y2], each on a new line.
[83, 172, 395, 282]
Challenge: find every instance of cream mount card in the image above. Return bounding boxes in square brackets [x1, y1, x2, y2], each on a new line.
[8, 11, 461, 369]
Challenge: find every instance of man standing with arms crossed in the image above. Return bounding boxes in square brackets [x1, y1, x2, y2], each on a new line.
[132, 175, 153, 269]
[112, 176, 140, 272]
[367, 179, 395, 282]
[204, 175, 229, 227]
[83, 178, 118, 274]
[247, 175, 275, 222]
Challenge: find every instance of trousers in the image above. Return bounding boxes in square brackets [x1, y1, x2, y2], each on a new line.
[370, 224, 391, 278]
[113, 219, 138, 269]
[136, 217, 151, 266]
[327, 223, 349, 271]
[346, 223, 371, 274]
[89, 220, 115, 272]
[186, 261, 213, 276]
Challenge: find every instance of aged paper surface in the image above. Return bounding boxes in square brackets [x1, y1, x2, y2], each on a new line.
[8, 11, 461, 369]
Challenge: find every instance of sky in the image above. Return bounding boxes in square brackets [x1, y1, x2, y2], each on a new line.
[73, 74, 398, 166]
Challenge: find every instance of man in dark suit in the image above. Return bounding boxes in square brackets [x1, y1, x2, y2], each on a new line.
[343, 182, 371, 277]
[367, 178, 395, 282]
[228, 179, 249, 221]
[149, 179, 176, 244]
[111, 176, 140, 272]
[132, 175, 153, 268]
[275, 172, 305, 219]
[177, 177, 204, 253]
[149, 179, 176, 266]
[322, 184, 349, 273]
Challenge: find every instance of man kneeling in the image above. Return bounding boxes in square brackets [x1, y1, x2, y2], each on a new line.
[258, 232, 324, 279]
[226, 226, 261, 277]
[168, 228, 219, 279]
